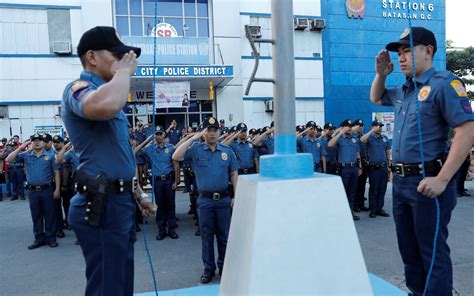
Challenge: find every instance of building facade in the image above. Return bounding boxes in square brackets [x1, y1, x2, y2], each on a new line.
[0, 0, 446, 140]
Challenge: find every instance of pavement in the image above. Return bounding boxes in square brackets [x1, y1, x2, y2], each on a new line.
[0, 180, 473, 296]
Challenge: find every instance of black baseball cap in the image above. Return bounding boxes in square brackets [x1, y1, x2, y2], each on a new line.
[203, 117, 219, 129]
[270, 121, 274, 128]
[324, 123, 334, 130]
[64, 137, 70, 144]
[340, 119, 353, 127]
[386, 27, 437, 53]
[77, 26, 141, 57]
[354, 119, 364, 126]
[316, 125, 323, 132]
[371, 120, 384, 127]
[306, 121, 317, 128]
[1, 138, 7, 142]
[31, 134, 43, 141]
[237, 123, 248, 132]
[249, 128, 258, 135]
[42, 133, 52, 142]
[261, 126, 271, 133]
[154, 126, 165, 135]
[53, 135, 63, 143]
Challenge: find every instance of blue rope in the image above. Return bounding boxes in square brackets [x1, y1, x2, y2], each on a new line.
[141, 1, 160, 295]
[406, 3, 440, 296]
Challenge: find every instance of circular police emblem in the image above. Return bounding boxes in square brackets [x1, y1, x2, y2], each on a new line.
[44, 156, 49, 161]
[352, 138, 356, 143]
[418, 86, 431, 101]
[221, 152, 228, 160]
[209, 118, 216, 124]
[164, 148, 169, 153]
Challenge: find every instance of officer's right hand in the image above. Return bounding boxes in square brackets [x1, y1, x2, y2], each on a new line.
[64, 142, 72, 150]
[341, 126, 350, 134]
[20, 140, 31, 150]
[375, 50, 394, 77]
[192, 129, 206, 140]
[111, 50, 138, 76]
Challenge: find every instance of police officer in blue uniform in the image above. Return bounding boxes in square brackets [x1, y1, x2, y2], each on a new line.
[135, 126, 180, 240]
[5, 134, 61, 249]
[166, 119, 182, 146]
[353, 119, 370, 213]
[328, 120, 363, 220]
[253, 121, 275, 155]
[61, 26, 154, 295]
[51, 135, 67, 238]
[360, 120, 391, 218]
[321, 123, 339, 175]
[297, 121, 327, 173]
[5, 141, 26, 200]
[230, 123, 259, 174]
[370, 27, 474, 295]
[173, 117, 239, 284]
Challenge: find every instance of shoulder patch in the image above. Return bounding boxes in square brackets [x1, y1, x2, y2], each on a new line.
[450, 80, 467, 97]
[71, 81, 91, 101]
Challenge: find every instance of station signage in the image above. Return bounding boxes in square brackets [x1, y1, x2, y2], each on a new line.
[134, 65, 233, 78]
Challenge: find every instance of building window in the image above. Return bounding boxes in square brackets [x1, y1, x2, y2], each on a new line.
[114, 0, 209, 38]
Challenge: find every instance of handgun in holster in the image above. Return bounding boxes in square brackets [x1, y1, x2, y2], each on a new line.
[75, 170, 109, 227]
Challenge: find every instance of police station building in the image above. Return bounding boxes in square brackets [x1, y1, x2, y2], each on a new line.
[0, 0, 445, 138]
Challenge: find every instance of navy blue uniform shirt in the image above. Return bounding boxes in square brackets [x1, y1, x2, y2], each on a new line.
[61, 71, 136, 181]
[63, 149, 80, 172]
[184, 143, 239, 192]
[231, 140, 258, 169]
[141, 143, 175, 176]
[297, 136, 327, 164]
[336, 134, 360, 163]
[366, 134, 391, 163]
[168, 128, 181, 146]
[381, 67, 473, 163]
[322, 136, 338, 162]
[16, 149, 58, 185]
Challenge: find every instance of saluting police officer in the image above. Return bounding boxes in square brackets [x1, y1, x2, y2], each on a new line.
[328, 120, 363, 220]
[230, 123, 259, 174]
[370, 27, 474, 295]
[135, 126, 180, 240]
[4, 141, 26, 200]
[253, 121, 275, 155]
[321, 123, 339, 175]
[297, 121, 327, 173]
[61, 26, 154, 295]
[360, 120, 391, 218]
[5, 134, 61, 249]
[353, 119, 370, 213]
[173, 117, 239, 284]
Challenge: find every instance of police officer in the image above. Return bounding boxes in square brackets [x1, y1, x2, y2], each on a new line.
[5, 134, 61, 249]
[353, 119, 370, 213]
[173, 117, 239, 284]
[328, 120, 363, 220]
[62, 26, 154, 295]
[4, 141, 26, 200]
[51, 135, 66, 238]
[133, 122, 147, 144]
[42, 134, 54, 152]
[135, 127, 180, 240]
[321, 123, 339, 175]
[253, 122, 275, 155]
[370, 27, 474, 295]
[166, 119, 181, 146]
[230, 123, 259, 174]
[360, 120, 391, 218]
[297, 121, 327, 173]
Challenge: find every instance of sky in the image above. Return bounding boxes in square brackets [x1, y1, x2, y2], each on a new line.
[446, 0, 473, 48]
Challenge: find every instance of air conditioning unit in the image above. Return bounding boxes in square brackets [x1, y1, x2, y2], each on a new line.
[294, 18, 308, 30]
[264, 100, 274, 113]
[53, 41, 72, 55]
[0, 106, 8, 118]
[247, 25, 262, 39]
[310, 18, 326, 31]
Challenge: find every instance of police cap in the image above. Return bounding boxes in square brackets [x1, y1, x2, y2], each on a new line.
[261, 126, 270, 133]
[229, 126, 237, 133]
[324, 123, 334, 130]
[354, 119, 364, 126]
[371, 120, 384, 127]
[53, 135, 63, 143]
[386, 27, 437, 53]
[316, 125, 323, 132]
[237, 123, 247, 132]
[77, 26, 142, 58]
[64, 137, 70, 144]
[249, 128, 258, 135]
[306, 121, 317, 128]
[203, 117, 219, 129]
[1, 138, 7, 142]
[154, 126, 165, 135]
[30, 134, 43, 141]
[270, 121, 274, 128]
[340, 119, 353, 127]
[42, 133, 52, 142]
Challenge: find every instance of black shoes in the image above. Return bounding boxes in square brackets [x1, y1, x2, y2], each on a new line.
[200, 271, 215, 284]
[376, 210, 390, 217]
[360, 206, 370, 212]
[56, 230, 65, 238]
[10, 196, 18, 201]
[28, 241, 46, 250]
[168, 232, 179, 239]
[458, 190, 471, 197]
[156, 233, 167, 240]
[352, 213, 360, 221]
[20, 195, 26, 200]
[48, 241, 59, 248]
[369, 212, 377, 218]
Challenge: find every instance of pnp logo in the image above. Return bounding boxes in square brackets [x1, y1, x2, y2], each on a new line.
[150, 23, 178, 37]
[345, 0, 366, 18]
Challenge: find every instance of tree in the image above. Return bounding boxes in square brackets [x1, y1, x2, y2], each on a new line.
[446, 44, 474, 98]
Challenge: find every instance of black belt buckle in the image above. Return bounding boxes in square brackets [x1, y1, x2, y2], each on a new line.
[212, 193, 221, 200]
[243, 169, 249, 174]
[35, 185, 42, 192]
[395, 164, 405, 177]
[161, 175, 167, 181]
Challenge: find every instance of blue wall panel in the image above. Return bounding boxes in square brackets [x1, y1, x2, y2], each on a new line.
[322, 0, 446, 129]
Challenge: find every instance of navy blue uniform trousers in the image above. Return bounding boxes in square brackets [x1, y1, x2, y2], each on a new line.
[28, 187, 56, 243]
[368, 167, 388, 212]
[68, 192, 136, 296]
[153, 178, 177, 234]
[197, 195, 232, 273]
[8, 167, 25, 197]
[393, 175, 456, 296]
[340, 167, 358, 209]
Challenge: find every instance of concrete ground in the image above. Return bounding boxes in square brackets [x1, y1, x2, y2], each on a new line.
[0, 180, 473, 296]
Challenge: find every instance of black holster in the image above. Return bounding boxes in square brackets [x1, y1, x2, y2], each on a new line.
[75, 170, 108, 227]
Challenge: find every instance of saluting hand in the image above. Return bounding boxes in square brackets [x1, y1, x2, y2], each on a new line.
[111, 50, 138, 76]
[20, 140, 31, 150]
[341, 126, 350, 134]
[192, 129, 206, 140]
[417, 177, 448, 198]
[375, 50, 394, 77]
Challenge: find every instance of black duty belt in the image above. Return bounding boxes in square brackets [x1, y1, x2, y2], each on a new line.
[238, 167, 256, 175]
[391, 158, 444, 177]
[369, 162, 388, 169]
[154, 172, 175, 181]
[26, 182, 53, 191]
[76, 179, 134, 194]
[339, 162, 357, 168]
[314, 163, 321, 169]
[199, 190, 230, 200]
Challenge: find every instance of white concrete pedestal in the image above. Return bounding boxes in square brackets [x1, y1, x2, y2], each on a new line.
[219, 174, 373, 295]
